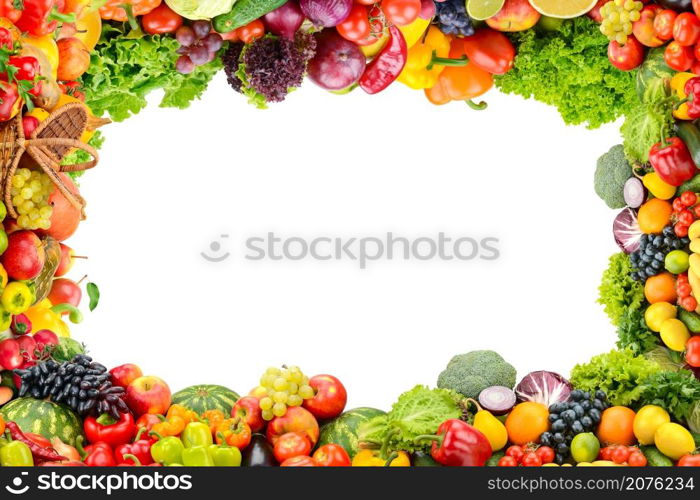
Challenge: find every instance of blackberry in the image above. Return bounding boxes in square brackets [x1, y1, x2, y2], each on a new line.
[14, 355, 127, 419]
[434, 0, 474, 36]
[629, 225, 689, 282]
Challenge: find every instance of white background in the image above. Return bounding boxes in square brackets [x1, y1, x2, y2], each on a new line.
[65, 72, 621, 409]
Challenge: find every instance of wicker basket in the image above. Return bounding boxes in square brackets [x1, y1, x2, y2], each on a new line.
[0, 102, 102, 220]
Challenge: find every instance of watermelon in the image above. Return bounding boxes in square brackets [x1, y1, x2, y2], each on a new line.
[316, 407, 386, 458]
[171, 384, 239, 415]
[636, 48, 674, 103]
[51, 337, 86, 362]
[0, 398, 84, 446]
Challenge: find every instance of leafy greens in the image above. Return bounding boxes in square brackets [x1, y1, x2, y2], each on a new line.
[598, 252, 646, 326]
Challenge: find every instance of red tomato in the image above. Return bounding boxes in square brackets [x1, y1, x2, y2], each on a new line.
[521, 451, 542, 467]
[654, 9, 678, 41]
[679, 210, 695, 226]
[665, 40, 695, 71]
[674, 12, 700, 46]
[611, 445, 631, 464]
[678, 453, 700, 466]
[302, 374, 347, 420]
[535, 446, 555, 464]
[681, 191, 698, 206]
[312, 444, 352, 466]
[337, 4, 371, 42]
[381, 0, 421, 26]
[608, 36, 645, 71]
[232, 396, 265, 433]
[280, 455, 316, 467]
[498, 456, 518, 466]
[505, 445, 525, 462]
[627, 451, 648, 467]
[141, 3, 183, 35]
[686, 336, 700, 367]
[273, 432, 312, 463]
[355, 0, 376, 4]
[599, 446, 614, 461]
[237, 19, 265, 44]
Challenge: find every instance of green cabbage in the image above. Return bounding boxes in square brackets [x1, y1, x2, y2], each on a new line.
[165, 0, 236, 21]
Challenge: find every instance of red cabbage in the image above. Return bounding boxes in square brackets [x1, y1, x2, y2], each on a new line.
[515, 371, 572, 408]
[613, 207, 642, 254]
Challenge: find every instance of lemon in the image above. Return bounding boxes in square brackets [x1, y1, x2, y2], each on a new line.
[528, 0, 599, 19]
[659, 318, 690, 351]
[644, 302, 676, 332]
[467, 0, 505, 20]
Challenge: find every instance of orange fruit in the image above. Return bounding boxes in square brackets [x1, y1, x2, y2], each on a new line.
[505, 402, 549, 445]
[637, 198, 672, 234]
[644, 272, 677, 304]
[597, 406, 636, 446]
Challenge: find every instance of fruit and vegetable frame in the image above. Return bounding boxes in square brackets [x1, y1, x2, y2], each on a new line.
[0, 0, 696, 472]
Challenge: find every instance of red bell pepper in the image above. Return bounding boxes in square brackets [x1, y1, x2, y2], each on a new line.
[359, 25, 407, 95]
[417, 419, 492, 466]
[76, 438, 116, 467]
[114, 428, 154, 466]
[84, 412, 136, 448]
[136, 413, 164, 434]
[649, 136, 698, 187]
[461, 28, 516, 75]
[0, 0, 22, 23]
[0, 56, 43, 97]
[15, 0, 75, 37]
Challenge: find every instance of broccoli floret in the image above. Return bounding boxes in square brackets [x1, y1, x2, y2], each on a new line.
[437, 350, 516, 399]
[594, 144, 633, 209]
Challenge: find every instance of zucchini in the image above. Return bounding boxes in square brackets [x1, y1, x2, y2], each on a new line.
[641, 446, 674, 466]
[213, 0, 286, 33]
[486, 451, 504, 467]
[676, 121, 700, 167]
[679, 308, 700, 333]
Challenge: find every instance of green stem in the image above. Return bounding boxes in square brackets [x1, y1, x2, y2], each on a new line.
[75, 436, 87, 460]
[466, 99, 488, 111]
[50, 303, 83, 324]
[383, 452, 398, 466]
[427, 51, 468, 71]
[121, 3, 140, 32]
[122, 453, 141, 466]
[49, 8, 76, 24]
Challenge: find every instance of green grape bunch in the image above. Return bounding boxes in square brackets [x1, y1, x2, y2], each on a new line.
[600, 0, 643, 45]
[11, 168, 53, 230]
[258, 365, 316, 421]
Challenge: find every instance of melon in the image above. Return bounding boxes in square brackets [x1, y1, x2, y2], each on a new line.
[316, 407, 386, 458]
[0, 397, 83, 446]
[171, 384, 240, 415]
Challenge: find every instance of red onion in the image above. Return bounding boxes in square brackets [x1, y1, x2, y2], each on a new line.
[263, 1, 305, 39]
[299, 0, 352, 27]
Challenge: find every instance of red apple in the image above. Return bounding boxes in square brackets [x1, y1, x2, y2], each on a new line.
[302, 374, 347, 420]
[486, 0, 540, 32]
[37, 173, 81, 242]
[633, 5, 664, 48]
[48, 278, 82, 311]
[55, 243, 81, 277]
[1, 230, 45, 280]
[110, 363, 144, 389]
[125, 375, 171, 416]
[587, 0, 607, 23]
[33, 329, 59, 351]
[0, 338, 23, 370]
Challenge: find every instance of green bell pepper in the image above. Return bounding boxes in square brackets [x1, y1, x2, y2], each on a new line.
[182, 445, 214, 466]
[208, 443, 242, 466]
[149, 433, 184, 465]
[0, 439, 33, 466]
[181, 422, 213, 448]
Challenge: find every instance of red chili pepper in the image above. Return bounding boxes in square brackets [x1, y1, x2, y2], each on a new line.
[83, 412, 136, 448]
[114, 428, 154, 465]
[417, 419, 492, 466]
[5, 422, 68, 463]
[359, 25, 407, 95]
[0, 0, 22, 23]
[16, 0, 75, 37]
[650, 137, 698, 187]
[77, 437, 116, 467]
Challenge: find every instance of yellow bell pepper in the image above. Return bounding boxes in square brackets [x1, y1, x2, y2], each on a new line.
[642, 172, 676, 200]
[22, 35, 59, 81]
[24, 299, 71, 337]
[352, 449, 411, 467]
[397, 26, 452, 90]
[672, 72, 697, 121]
[0, 264, 8, 291]
[472, 408, 508, 452]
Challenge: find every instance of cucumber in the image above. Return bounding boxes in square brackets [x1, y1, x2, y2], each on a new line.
[213, 0, 286, 33]
[641, 446, 674, 466]
[676, 121, 700, 167]
[679, 308, 700, 333]
[486, 451, 504, 466]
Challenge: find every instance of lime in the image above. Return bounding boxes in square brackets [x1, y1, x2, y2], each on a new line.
[466, 0, 506, 21]
[528, 0, 598, 19]
[571, 433, 600, 463]
[665, 250, 690, 274]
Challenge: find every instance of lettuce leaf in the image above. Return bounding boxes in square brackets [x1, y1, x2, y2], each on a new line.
[598, 252, 645, 326]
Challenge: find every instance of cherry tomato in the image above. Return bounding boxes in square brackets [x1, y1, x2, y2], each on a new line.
[627, 451, 648, 467]
[693, 205, 700, 218]
[678, 273, 689, 284]
[498, 456, 518, 466]
[675, 222, 690, 238]
[678, 453, 700, 466]
[312, 444, 352, 466]
[686, 335, 700, 367]
[336, 4, 371, 42]
[599, 446, 614, 461]
[654, 9, 678, 41]
[674, 197, 687, 212]
[280, 455, 317, 467]
[273, 432, 312, 463]
[681, 191, 697, 206]
[381, 0, 421, 26]
[681, 296, 698, 311]
[521, 451, 542, 467]
[535, 446, 555, 464]
[505, 445, 525, 462]
[677, 282, 692, 297]
[666, 40, 696, 71]
[611, 445, 631, 464]
[608, 36, 645, 71]
[679, 210, 695, 226]
[237, 19, 265, 44]
[141, 3, 183, 35]
[674, 12, 700, 46]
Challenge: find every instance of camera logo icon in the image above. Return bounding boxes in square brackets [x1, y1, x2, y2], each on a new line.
[5, 472, 29, 495]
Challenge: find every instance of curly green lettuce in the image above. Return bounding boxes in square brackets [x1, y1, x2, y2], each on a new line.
[81, 23, 221, 121]
[494, 17, 637, 129]
[598, 252, 645, 326]
[638, 370, 700, 426]
[616, 307, 659, 356]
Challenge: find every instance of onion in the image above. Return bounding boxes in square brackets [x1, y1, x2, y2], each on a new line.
[299, 0, 352, 27]
[263, 1, 305, 39]
[478, 386, 516, 415]
[613, 207, 642, 254]
[623, 177, 647, 209]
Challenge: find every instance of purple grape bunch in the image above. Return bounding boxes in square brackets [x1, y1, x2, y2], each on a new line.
[175, 20, 223, 74]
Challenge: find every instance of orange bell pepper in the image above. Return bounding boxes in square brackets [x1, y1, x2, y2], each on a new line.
[215, 418, 252, 450]
[166, 404, 199, 425]
[99, 0, 161, 22]
[425, 38, 493, 107]
[201, 409, 226, 436]
[151, 415, 186, 437]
